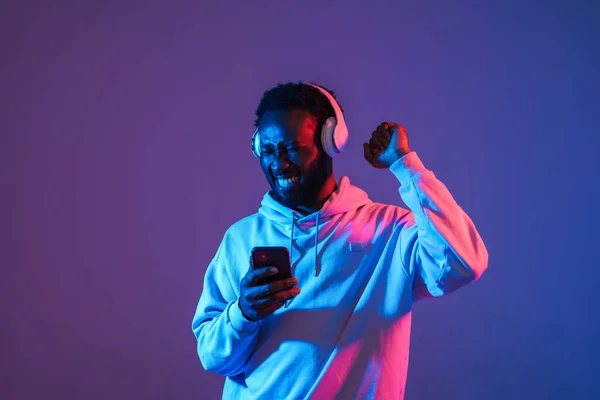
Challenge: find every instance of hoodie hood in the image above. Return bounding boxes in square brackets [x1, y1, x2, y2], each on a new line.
[258, 176, 372, 225]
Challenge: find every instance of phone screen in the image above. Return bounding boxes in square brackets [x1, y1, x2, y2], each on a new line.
[251, 246, 292, 286]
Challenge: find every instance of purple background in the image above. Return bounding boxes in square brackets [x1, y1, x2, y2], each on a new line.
[2, 1, 599, 399]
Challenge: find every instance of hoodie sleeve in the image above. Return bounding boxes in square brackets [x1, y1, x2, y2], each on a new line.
[389, 151, 488, 301]
[192, 252, 261, 376]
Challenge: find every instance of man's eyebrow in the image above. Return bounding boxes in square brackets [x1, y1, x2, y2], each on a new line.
[283, 139, 306, 146]
[262, 139, 304, 147]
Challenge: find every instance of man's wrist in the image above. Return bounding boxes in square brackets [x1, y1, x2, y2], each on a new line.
[386, 148, 412, 168]
[238, 299, 257, 322]
[395, 147, 412, 160]
[389, 151, 426, 183]
[228, 299, 260, 333]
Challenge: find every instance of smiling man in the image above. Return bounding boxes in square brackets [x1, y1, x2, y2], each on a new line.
[192, 81, 488, 399]
[258, 107, 336, 214]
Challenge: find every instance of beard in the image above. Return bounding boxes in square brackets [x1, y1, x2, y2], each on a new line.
[269, 155, 331, 210]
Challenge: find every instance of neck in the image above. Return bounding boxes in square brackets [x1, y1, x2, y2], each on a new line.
[295, 173, 337, 215]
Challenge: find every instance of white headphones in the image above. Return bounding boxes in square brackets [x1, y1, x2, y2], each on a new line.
[251, 83, 349, 158]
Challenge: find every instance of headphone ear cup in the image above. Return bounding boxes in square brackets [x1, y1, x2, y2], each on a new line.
[251, 128, 261, 158]
[308, 83, 349, 158]
[321, 117, 339, 158]
[332, 120, 348, 154]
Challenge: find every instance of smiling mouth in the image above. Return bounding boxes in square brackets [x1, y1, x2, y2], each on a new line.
[276, 176, 299, 189]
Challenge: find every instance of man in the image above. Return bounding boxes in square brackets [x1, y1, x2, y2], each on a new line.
[192, 81, 488, 399]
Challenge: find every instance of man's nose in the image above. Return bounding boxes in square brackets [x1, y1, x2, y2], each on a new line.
[272, 150, 290, 170]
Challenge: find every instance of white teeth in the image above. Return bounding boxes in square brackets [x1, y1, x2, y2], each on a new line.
[277, 176, 299, 188]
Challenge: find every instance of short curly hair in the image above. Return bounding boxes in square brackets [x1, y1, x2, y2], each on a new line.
[253, 81, 344, 129]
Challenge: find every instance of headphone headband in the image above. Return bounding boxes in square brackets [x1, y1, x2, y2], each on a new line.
[251, 82, 349, 158]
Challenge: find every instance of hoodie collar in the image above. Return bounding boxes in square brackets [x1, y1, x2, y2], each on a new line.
[258, 176, 372, 226]
[258, 176, 372, 281]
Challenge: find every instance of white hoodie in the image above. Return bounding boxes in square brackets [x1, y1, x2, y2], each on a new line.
[192, 151, 488, 399]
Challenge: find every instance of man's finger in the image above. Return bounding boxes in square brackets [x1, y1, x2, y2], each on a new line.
[249, 266, 278, 284]
[369, 137, 383, 151]
[373, 132, 388, 149]
[254, 287, 301, 308]
[252, 277, 299, 299]
[378, 124, 392, 137]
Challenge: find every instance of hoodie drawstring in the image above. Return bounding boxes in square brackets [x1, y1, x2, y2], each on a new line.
[285, 213, 322, 308]
[285, 216, 297, 309]
[290, 215, 296, 270]
[289, 213, 321, 278]
[314, 214, 320, 277]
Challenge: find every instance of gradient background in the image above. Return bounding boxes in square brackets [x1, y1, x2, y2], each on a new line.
[2, 1, 599, 399]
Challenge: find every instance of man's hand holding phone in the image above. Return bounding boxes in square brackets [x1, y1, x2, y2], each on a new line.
[238, 266, 300, 321]
[238, 247, 300, 321]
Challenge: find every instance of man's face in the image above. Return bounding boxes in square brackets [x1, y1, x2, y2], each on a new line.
[258, 109, 330, 209]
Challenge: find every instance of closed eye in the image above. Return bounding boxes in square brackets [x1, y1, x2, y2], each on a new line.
[261, 145, 302, 155]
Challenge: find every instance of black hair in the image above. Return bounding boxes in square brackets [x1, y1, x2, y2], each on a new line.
[253, 81, 344, 128]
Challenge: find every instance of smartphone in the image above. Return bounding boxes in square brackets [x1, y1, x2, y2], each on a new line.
[251, 246, 292, 286]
